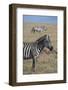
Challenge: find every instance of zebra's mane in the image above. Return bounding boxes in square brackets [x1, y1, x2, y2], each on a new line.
[36, 35, 47, 43]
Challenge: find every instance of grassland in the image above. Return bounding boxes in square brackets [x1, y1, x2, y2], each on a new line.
[23, 22, 57, 74]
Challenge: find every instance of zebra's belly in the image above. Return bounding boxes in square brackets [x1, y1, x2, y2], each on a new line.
[23, 55, 32, 60]
[23, 49, 32, 59]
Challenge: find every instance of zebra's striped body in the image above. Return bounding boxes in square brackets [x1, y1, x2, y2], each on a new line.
[23, 35, 53, 72]
[23, 42, 42, 59]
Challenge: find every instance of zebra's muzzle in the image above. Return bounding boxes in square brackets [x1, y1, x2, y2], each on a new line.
[50, 46, 53, 51]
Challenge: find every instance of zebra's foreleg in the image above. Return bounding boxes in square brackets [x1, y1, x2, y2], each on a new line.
[32, 56, 36, 72]
[30, 51, 35, 72]
[31, 52, 37, 72]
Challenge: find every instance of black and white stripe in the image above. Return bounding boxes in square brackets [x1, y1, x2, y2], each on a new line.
[23, 42, 41, 59]
[23, 42, 32, 59]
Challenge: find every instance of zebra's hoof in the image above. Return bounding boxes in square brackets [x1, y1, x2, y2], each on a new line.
[32, 68, 35, 72]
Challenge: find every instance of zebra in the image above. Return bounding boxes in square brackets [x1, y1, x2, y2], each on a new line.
[23, 35, 53, 72]
[32, 26, 47, 32]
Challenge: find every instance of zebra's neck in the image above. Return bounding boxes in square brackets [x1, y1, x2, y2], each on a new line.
[37, 40, 44, 53]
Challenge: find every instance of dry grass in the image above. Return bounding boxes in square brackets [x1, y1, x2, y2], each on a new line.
[23, 22, 57, 74]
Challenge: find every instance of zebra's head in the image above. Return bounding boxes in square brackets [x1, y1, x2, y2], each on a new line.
[43, 35, 53, 51]
[37, 35, 53, 51]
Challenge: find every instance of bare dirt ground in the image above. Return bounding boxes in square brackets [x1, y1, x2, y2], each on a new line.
[23, 22, 57, 74]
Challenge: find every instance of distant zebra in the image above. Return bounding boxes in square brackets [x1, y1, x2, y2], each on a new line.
[32, 26, 47, 32]
[23, 35, 53, 72]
